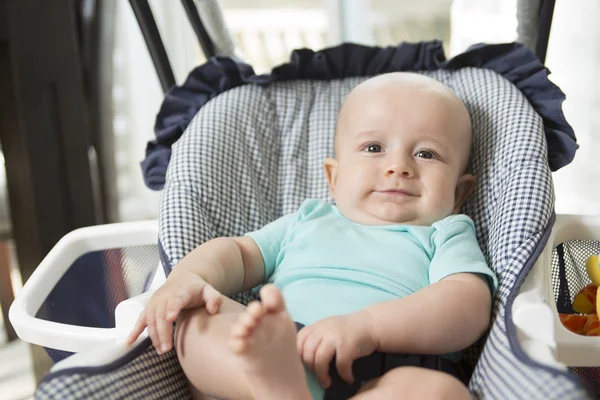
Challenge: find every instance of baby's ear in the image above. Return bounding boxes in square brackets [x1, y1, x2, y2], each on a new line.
[453, 173, 477, 213]
[323, 158, 338, 198]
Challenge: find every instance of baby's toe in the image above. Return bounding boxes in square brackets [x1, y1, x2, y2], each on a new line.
[230, 337, 247, 354]
[240, 309, 260, 331]
[231, 321, 251, 339]
[259, 284, 286, 313]
[247, 301, 265, 320]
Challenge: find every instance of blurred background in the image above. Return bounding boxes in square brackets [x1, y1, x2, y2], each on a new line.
[112, 0, 600, 222]
[1, 0, 598, 398]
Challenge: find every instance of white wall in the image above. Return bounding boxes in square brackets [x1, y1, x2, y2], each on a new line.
[545, 0, 600, 215]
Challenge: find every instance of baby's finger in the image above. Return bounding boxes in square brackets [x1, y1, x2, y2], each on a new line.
[155, 306, 173, 353]
[165, 295, 185, 321]
[301, 334, 322, 373]
[206, 293, 223, 315]
[203, 284, 222, 314]
[146, 313, 161, 353]
[296, 327, 310, 357]
[126, 311, 148, 345]
[335, 351, 354, 385]
[314, 342, 336, 388]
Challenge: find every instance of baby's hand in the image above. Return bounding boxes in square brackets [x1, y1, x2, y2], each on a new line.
[296, 311, 378, 389]
[126, 273, 223, 354]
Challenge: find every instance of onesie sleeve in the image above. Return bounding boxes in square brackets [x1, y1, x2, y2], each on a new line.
[430, 215, 498, 295]
[245, 212, 297, 280]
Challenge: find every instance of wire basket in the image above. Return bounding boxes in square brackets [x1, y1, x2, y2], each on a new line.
[552, 240, 600, 394]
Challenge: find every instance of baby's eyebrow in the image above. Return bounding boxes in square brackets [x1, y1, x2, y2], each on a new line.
[353, 130, 381, 140]
[417, 135, 449, 149]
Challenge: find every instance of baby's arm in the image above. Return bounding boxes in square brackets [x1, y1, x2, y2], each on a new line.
[296, 272, 491, 387]
[166, 236, 265, 296]
[127, 236, 265, 352]
[362, 272, 491, 354]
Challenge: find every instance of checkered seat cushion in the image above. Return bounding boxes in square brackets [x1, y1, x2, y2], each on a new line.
[34, 50, 590, 399]
[157, 69, 590, 399]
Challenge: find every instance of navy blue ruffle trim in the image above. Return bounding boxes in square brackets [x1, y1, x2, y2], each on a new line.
[142, 40, 577, 190]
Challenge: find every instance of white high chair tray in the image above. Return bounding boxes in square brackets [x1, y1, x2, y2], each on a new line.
[514, 214, 600, 368]
[8, 220, 163, 353]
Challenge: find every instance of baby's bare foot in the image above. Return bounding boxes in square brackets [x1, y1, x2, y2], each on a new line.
[230, 284, 311, 400]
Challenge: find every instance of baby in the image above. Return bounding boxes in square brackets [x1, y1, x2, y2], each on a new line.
[128, 72, 497, 400]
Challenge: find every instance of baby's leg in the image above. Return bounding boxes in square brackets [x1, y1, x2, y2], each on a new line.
[175, 295, 255, 399]
[350, 366, 471, 400]
[231, 284, 312, 400]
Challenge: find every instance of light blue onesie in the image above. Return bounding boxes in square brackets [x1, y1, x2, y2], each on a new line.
[247, 199, 497, 398]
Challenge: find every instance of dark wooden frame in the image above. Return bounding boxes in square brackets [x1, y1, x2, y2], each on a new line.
[0, 0, 109, 378]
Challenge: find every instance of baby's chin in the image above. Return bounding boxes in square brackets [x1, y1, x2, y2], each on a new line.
[344, 209, 435, 226]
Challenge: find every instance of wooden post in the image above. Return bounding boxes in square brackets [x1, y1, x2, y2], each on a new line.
[0, 0, 104, 382]
[0, 240, 16, 341]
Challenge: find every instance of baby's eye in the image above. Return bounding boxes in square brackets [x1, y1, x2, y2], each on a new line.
[364, 143, 383, 153]
[415, 150, 436, 159]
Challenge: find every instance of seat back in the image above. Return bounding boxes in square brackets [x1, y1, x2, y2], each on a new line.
[159, 68, 553, 287]
[159, 69, 562, 395]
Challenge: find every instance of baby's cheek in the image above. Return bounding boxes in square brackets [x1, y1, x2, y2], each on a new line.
[432, 193, 455, 216]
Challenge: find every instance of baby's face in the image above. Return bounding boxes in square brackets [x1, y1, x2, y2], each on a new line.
[324, 73, 475, 226]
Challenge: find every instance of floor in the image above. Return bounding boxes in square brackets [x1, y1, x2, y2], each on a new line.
[0, 250, 35, 400]
[0, 333, 35, 400]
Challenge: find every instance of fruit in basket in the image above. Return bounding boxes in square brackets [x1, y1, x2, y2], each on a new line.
[586, 255, 600, 286]
[586, 313, 600, 336]
[559, 313, 588, 335]
[572, 283, 598, 314]
[584, 254, 600, 316]
[558, 255, 600, 336]
[597, 286, 600, 316]
[559, 313, 600, 336]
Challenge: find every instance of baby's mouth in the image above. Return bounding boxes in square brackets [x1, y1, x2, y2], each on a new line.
[376, 188, 417, 197]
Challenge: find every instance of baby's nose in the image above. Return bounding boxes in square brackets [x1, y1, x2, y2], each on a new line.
[386, 163, 413, 177]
